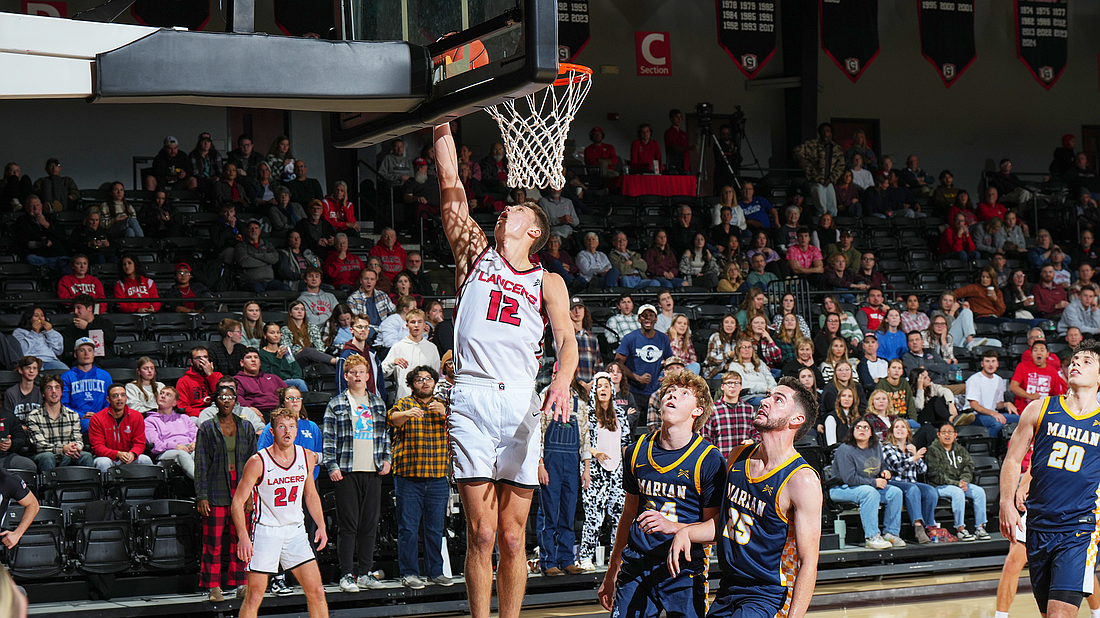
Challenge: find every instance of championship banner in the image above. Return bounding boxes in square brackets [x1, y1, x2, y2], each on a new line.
[558, 0, 590, 62]
[1015, 0, 1068, 90]
[917, 0, 976, 88]
[716, 0, 777, 79]
[131, 0, 209, 30]
[820, 0, 879, 83]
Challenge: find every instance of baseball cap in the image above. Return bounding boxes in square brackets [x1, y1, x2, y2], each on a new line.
[637, 304, 658, 316]
[863, 332, 878, 341]
[663, 356, 685, 368]
[176, 262, 192, 272]
[570, 297, 585, 308]
[840, 229, 854, 237]
[413, 157, 428, 167]
[45, 157, 60, 167]
[198, 132, 212, 141]
[164, 136, 179, 146]
[590, 126, 604, 134]
[74, 337, 96, 349]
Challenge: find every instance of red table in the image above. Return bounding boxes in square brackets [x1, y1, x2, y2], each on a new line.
[620, 174, 696, 197]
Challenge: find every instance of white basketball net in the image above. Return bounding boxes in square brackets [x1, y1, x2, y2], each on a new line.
[484, 65, 592, 191]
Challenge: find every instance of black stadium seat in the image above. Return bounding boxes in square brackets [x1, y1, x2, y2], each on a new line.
[106, 464, 169, 504]
[71, 502, 134, 574]
[134, 499, 201, 571]
[43, 466, 104, 518]
[3, 505, 66, 578]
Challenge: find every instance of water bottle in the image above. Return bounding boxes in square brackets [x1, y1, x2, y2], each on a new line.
[284, 345, 296, 364]
[833, 519, 846, 548]
[652, 159, 659, 174]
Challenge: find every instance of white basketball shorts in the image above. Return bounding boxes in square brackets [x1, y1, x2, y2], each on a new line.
[248, 521, 315, 574]
[449, 376, 542, 488]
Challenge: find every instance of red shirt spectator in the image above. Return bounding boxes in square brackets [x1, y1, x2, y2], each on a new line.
[975, 200, 1007, 223]
[176, 349, 222, 417]
[89, 405, 147, 461]
[322, 182, 359, 231]
[939, 225, 976, 255]
[368, 228, 407, 281]
[114, 276, 160, 313]
[630, 125, 662, 171]
[58, 255, 105, 312]
[1032, 265, 1070, 317]
[584, 141, 617, 167]
[664, 114, 691, 172]
[324, 251, 365, 288]
[1010, 353, 1066, 411]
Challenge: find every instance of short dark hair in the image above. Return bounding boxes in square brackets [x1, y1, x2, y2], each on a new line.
[1073, 338, 1100, 363]
[1031, 340, 1049, 351]
[303, 266, 323, 278]
[669, 108, 681, 119]
[776, 376, 818, 441]
[618, 292, 634, 303]
[241, 346, 260, 358]
[796, 226, 811, 236]
[406, 365, 439, 388]
[906, 330, 923, 340]
[107, 383, 127, 396]
[190, 345, 209, 358]
[981, 349, 999, 360]
[817, 122, 833, 134]
[17, 356, 41, 371]
[39, 374, 63, 390]
[72, 294, 96, 310]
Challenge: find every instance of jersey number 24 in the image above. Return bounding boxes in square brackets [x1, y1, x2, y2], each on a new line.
[273, 485, 299, 507]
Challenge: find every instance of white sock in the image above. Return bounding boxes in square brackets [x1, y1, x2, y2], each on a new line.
[994, 612, 1009, 618]
[1090, 608, 1100, 618]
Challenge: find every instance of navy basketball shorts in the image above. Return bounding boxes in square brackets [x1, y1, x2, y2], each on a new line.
[1026, 526, 1098, 613]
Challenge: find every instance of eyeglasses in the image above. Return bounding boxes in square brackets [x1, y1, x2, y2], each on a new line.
[938, 430, 956, 436]
[413, 376, 434, 384]
[351, 325, 369, 331]
[284, 396, 303, 402]
[217, 395, 236, 401]
[722, 381, 742, 386]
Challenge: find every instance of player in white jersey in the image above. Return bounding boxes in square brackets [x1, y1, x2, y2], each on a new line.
[233, 408, 329, 618]
[435, 122, 578, 618]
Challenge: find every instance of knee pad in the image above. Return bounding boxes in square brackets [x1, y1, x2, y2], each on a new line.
[1047, 589, 1085, 610]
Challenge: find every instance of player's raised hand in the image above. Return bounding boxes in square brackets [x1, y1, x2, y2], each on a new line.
[543, 378, 572, 422]
[237, 535, 253, 563]
[667, 528, 692, 576]
[315, 525, 328, 552]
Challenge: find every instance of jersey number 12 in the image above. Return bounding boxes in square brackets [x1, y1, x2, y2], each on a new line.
[486, 290, 522, 326]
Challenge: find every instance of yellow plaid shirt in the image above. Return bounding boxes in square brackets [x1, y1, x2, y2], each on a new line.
[387, 395, 449, 478]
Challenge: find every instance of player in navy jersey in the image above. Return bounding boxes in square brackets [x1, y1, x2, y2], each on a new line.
[668, 377, 822, 618]
[435, 123, 577, 618]
[597, 371, 726, 618]
[1001, 339, 1100, 618]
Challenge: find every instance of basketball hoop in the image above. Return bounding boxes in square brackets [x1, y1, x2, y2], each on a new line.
[484, 63, 592, 191]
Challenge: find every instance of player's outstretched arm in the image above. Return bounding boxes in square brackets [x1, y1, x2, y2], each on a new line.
[542, 272, 579, 421]
[435, 123, 487, 289]
[231, 454, 264, 563]
[599, 492, 639, 611]
[784, 467, 823, 618]
[1000, 398, 1042, 542]
[303, 450, 328, 551]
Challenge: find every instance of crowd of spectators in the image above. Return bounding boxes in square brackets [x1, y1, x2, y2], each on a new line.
[1, 123, 1098, 600]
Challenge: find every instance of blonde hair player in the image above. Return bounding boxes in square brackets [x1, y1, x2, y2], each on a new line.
[232, 407, 328, 618]
[434, 122, 578, 618]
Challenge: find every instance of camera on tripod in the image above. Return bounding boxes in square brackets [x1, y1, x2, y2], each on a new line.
[695, 102, 714, 130]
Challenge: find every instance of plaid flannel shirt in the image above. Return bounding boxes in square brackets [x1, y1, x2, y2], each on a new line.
[701, 400, 759, 454]
[195, 415, 258, 506]
[881, 442, 926, 483]
[26, 404, 83, 459]
[605, 313, 640, 346]
[703, 333, 736, 379]
[576, 329, 603, 384]
[388, 395, 449, 478]
[347, 289, 396, 322]
[322, 390, 392, 475]
[757, 338, 782, 368]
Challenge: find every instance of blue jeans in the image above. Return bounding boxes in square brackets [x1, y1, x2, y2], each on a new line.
[829, 483, 902, 539]
[619, 274, 663, 289]
[652, 277, 681, 288]
[41, 360, 68, 371]
[977, 411, 1020, 438]
[889, 480, 938, 527]
[579, 266, 620, 289]
[27, 254, 70, 271]
[394, 475, 449, 578]
[684, 362, 701, 374]
[538, 418, 580, 570]
[285, 378, 309, 393]
[542, 258, 575, 284]
[937, 483, 987, 529]
[34, 451, 93, 471]
[948, 250, 981, 261]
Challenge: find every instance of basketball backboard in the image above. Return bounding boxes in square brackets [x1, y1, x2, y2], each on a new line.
[330, 0, 559, 148]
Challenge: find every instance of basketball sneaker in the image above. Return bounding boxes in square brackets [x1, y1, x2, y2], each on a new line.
[881, 533, 906, 548]
[865, 534, 892, 550]
[974, 525, 991, 540]
[956, 527, 976, 541]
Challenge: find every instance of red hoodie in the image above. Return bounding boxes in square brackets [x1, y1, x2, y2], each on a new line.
[176, 368, 223, 416]
[322, 197, 357, 230]
[58, 274, 106, 312]
[114, 276, 160, 313]
[368, 242, 407, 281]
[89, 406, 146, 460]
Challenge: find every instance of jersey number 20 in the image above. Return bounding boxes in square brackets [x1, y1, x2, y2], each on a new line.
[273, 485, 299, 507]
[486, 290, 522, 326]
[1047, 441, 1085, 473]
